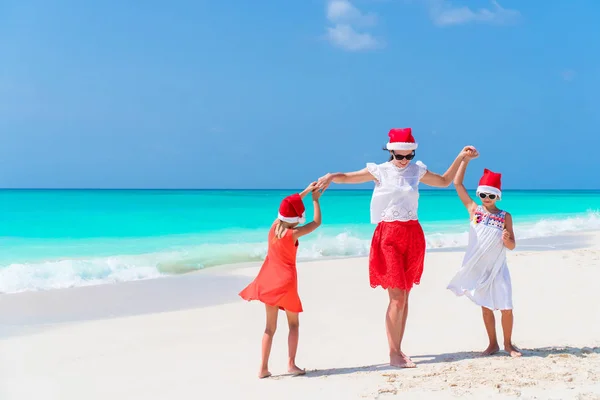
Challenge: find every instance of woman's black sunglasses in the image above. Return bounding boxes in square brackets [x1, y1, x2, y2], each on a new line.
[479, 193, 497, 200]
[392, 151, 415, 161]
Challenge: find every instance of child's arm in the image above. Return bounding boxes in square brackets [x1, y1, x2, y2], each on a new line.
[453, 158, 477, 215]
[299, 182, 317, 199]
[293, 190, 322, 241]
[420, 146, 477, 188]
[502, 212, 516, 250]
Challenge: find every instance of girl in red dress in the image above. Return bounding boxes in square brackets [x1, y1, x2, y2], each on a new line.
[239, 183, 322, 378]
[316, 128, 476, 368]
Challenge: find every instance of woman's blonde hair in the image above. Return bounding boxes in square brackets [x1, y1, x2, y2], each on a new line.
[274, 219, 296, 239]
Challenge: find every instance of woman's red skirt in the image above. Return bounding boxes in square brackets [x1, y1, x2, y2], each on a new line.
[369, 220, 426, 291]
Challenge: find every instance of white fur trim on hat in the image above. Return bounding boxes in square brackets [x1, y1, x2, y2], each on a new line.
[387, 142, 418, 151]
[277, 212, 306, 224]
[476, 185, 501, 198]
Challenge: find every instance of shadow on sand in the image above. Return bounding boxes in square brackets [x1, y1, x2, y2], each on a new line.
[300, 346, 600, 378]
[0, 271, 253, 339]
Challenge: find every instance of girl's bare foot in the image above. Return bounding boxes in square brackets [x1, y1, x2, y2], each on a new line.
[505, 343, 522, 358]
[288, 364, 306, 376]
[482, 343, 500, 356]
[258, 369, 272, 379]
[390, 353, 416, 368]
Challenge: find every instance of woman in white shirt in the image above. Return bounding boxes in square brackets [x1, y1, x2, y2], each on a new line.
[316, 128, 476, 368]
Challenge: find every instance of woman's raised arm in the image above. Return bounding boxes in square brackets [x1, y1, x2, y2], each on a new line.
[419, 146, 477, 188]
[316, 168, 375, 192]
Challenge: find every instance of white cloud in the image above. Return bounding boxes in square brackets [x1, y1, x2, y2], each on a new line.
[426, 0, 521, 27]
[327, 0, 377, 26]
[326, 24, 380, 51]
[325, 0, 381, 51]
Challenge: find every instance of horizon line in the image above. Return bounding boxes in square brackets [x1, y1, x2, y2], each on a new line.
[1, 188, 599, 192]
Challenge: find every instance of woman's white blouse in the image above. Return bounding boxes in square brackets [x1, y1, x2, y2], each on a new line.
[366, 161, 428, 224]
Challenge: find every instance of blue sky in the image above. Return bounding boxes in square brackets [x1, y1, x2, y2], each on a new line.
[1, 0, 598, 189]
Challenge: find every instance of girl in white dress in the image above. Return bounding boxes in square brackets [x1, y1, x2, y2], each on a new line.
[447, 153, 522, 358]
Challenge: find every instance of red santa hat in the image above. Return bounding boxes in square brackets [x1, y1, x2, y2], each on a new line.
[278, 193, 306, 224]
[386, 128, 418, 151]
[477, 168, 502, 198]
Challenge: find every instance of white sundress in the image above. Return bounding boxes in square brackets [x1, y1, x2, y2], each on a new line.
[447, 205, 513, 310]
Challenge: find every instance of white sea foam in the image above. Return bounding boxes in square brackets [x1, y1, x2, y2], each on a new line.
[1, 211, 598, 294]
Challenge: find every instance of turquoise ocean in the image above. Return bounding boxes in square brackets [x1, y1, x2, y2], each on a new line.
[1, 189, 599, 294]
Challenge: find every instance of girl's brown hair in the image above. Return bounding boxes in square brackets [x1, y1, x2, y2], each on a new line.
[274, 219, 296, 239]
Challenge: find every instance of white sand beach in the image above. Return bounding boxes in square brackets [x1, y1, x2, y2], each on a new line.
[1, 232, 599, 400]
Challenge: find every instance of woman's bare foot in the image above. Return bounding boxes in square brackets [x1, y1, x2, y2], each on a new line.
[258, 369, 272, 379]
[482, 343, 500, 356]
[390, 353, 416, 368]
[505, 343, 522, 358]
[400, 351, 416, 367]
[288, 364, 306, 376]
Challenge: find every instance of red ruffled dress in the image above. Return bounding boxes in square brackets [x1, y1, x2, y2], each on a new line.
[366, 160, 428, 291]
[239, 223, 303, 313]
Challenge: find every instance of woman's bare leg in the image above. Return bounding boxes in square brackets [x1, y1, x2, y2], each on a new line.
[259, 305, 279, 378]
[500, 309, 522, 357]
[481, 306, 500, 355]
[398, 291, 412, 363]
[386, 288, 415, 367]
[285, 310, 305, 375]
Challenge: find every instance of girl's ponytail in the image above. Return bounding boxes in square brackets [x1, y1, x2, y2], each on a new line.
[274, 220, 294, 239]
